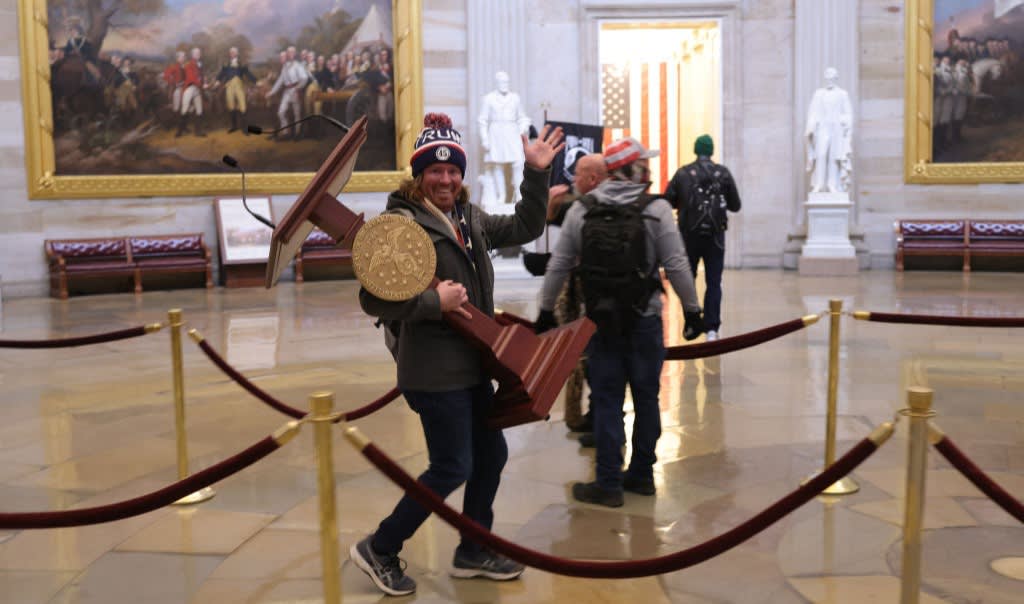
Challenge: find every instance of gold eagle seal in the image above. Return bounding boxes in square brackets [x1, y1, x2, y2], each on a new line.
[352, 214, 436, 301]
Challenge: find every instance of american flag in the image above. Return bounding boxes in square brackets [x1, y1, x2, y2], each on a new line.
[600, 62, 681, 194]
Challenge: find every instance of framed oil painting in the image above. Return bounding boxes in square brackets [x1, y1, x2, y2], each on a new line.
[18, 0, 422, 199]
[905, 0, 1024, 183]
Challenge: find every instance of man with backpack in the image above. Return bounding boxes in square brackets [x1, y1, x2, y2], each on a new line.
[664, 135, 742, 341]
[534, 137, 703, 507]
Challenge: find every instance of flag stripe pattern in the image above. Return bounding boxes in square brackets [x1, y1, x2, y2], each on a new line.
[602, 62, 678, 194]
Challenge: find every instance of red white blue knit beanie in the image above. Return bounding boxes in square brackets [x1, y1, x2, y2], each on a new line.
[411, 113, 467, 177]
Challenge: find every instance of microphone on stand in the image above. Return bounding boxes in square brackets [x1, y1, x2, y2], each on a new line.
[222, 155, 276, 230]
[247, 113, 351, 137]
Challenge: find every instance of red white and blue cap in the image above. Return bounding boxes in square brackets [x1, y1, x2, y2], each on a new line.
[411, 113, 467, 177]
[603, 136, 659, 171]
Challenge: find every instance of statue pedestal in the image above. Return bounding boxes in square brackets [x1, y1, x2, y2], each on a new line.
[798, 192, 858, 276]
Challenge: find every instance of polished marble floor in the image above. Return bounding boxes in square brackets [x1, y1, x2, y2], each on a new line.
[0, 269, 1021, 603]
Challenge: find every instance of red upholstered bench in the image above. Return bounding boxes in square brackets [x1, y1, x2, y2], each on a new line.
[45, 237, 135, 299]
[129, 234, 213, 293]
[967, 220, 1024, 269]
[294, 229, 353, 283]
[45, 234, 213, 299]
[895, 220, 968, 271]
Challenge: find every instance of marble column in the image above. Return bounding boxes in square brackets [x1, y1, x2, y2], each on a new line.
[785, 0, 865, 270]
[466, 1, 528, 207]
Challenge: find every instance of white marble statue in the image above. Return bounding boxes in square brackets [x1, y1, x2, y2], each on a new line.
[805, 67, 853, 194]
[478, 71, 532, 207]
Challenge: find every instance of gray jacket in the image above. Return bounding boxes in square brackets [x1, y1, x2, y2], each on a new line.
[359, 165, 550, 391]
[540, 179, 701, 315]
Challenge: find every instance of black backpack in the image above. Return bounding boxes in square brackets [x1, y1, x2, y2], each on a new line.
[578, 194, 662, 333]
[683, 162, 729, 238]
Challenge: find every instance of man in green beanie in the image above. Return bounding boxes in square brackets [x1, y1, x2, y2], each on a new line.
[664, 134, 742, 341]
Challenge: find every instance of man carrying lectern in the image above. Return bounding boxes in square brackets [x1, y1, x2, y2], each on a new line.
[350, 112, 564, 596]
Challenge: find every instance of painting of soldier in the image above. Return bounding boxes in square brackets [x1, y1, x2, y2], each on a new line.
[44, 0, 397, 177]
[932, 0, 1024, 162]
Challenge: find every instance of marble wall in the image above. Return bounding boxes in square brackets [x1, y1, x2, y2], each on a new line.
[1, 0, 1021, 297]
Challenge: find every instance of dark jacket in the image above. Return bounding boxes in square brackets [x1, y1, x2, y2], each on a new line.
[359, 164, 550, 391]
[663, 158, 742, 240]
[216, 64, 256, 84]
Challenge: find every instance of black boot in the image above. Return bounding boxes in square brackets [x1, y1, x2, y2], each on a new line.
[175, 115, 187, 137]
[193, 117, 206, 137]
[227, 110, 238, 133]
[240, 112, 249, 136]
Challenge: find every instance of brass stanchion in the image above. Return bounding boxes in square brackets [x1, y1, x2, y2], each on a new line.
[900, 387, 934, 604]
[312, 391, 341, 603]
[168, 308, 215, 505]
[806, 299, 859, 495]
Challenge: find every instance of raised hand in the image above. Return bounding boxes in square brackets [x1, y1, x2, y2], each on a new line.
[523, 124, 566, 170]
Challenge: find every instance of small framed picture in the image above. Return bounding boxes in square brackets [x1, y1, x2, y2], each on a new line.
[214, 197, 274, 265]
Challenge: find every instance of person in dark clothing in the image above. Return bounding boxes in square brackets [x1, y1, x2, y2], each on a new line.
[350, 112, 564, 596]
[663, 135, 742, 341]
[545, 153, 607, 434]
[216, 47, 257, 133]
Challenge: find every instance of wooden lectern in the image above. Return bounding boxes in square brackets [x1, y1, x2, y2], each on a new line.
[265, 117, 595, 429]
[265, 116, 370, 289]
[442, 299, 594, 429]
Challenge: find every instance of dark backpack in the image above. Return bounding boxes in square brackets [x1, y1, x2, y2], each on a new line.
[578, 195, 661, 333]
[683, 162, 729, 238]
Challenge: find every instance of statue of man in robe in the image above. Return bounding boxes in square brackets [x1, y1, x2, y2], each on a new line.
[478, 71, 532, 207]
[805, 67, 853, 194]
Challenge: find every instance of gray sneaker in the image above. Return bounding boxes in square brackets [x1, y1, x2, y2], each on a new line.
[450, 548, 525, 580]
[350, 535, 416, 596]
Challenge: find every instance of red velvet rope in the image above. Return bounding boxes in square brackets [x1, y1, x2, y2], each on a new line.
[197, 339, 305, 419]
[0, 325, 151, 349]
[194, 339, 400, 421]
[858, 312, 1024, 328]
[497, 311, 812, 361]
[0, 435, 280, 529]
[665, 318, 810, 360]
[933, 436, 1024, 523]
[340, 387, 402, 421]
[358, 437, 878, 578]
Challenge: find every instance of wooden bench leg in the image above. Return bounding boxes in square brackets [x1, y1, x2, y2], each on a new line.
[205, 264, 213, 289]
[896, 247, 904, 271]
[963, 250, 971, 272]
[134, 269, 143, 294]
[295, 259, 304, 284]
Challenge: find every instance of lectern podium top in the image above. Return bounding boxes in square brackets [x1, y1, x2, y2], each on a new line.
[265, 115, 370, 288]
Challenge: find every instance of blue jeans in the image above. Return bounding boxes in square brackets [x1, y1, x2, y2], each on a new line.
[586, 315, 666, 491]
[684, 233, 725, 331]
[372, 383, 508, 555]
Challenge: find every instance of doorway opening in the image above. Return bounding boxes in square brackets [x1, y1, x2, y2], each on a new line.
[599, 21, 722, 194]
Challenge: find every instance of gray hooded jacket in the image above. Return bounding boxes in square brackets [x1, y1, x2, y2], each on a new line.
[540, 179, 701, 316]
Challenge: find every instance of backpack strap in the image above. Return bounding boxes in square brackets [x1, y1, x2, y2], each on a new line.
[578, 193, 598, 212]
[634, 194, 663, 222]
[632, 194, 666, 294]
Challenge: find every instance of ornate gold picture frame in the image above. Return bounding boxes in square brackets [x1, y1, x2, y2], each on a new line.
[905, 0, 1024, 183]
[18, 0, 422, 199]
